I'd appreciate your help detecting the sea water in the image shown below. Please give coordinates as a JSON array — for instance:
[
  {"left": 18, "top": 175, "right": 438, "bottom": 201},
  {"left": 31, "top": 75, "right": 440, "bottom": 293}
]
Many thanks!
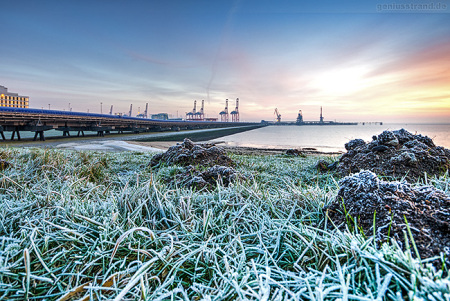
[{"left": 210, "top": 123, "right": 450, "bottom": 152}]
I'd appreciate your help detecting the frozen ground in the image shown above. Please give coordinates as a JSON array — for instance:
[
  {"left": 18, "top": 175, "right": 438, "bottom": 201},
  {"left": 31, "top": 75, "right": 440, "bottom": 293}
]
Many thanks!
[{"left": 55, "top": 140, "right": 163, "bottom": 152}]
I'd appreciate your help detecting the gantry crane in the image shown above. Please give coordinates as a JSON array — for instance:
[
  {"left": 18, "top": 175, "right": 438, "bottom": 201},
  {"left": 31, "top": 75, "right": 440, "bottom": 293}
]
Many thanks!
[
  {"left": 230, "top": 98, "right": 239, "bottom": 122},
  {"left": 186, "top": 100, "right": 197, "bottom": 120},
  {"left": 195, "top": 99, "right": 204, "bottom": 120},
  {"left": 144, "top": 103, "right": 148, "bottom": 118},
  {"left": 219, "top": 99, "right": 229, "bottom": 122}
]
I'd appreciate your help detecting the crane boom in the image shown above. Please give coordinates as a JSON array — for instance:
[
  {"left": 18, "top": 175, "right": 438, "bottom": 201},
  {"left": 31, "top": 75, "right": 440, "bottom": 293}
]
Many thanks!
[
  {"left": 129, "top": 104, "right": 133, "bottom": 117},
  {"left": 109, "top": 105, "right": 113, "bottom": 115}
]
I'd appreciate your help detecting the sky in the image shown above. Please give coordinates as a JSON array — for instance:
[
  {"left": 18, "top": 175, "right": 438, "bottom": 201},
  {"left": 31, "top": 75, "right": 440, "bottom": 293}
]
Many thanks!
[{"left": 1, "top": 0, "right": 450, "bottom": 123}]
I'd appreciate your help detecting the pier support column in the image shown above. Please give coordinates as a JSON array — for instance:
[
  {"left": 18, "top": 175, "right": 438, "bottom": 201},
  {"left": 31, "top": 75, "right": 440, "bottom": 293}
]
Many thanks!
[
  {"left": 97, "top": 131, "right": 104, "bottom": 137},
  {"left": 77, "top": 131, "right": 85, "bottom": 137},
  {"left": 63, "top": 131, "right": 71, "bottom": 137},
  {"left": 0, "top": 131, "right": 5, "bottom": 140},
  {"left": 33, "top": 131, "right": 45, "bottom": 141},
  {"left": 11, "top": 127, "right": 21, "bottom": 141}
]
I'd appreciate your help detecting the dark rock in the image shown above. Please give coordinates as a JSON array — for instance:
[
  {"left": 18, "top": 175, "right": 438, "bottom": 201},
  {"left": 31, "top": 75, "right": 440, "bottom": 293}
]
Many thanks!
[
  {"left": 370, "top": 145, "right": 390, "bottom": 152},
  {"left": 345, "top": 139, "right": 366, "bottom": 151},
  {"left": 150, "top": 138, "right": 234, "bottom": 168},
  {"left": 316, "top": 160, "right": 338, "bottom": 172},
  {"left": 327, "top": 170, "right": 450, "bottom": 263},
  {"left": 0, "top": 159, "right": 11, "bottom": 170},
  {"left": 286, "top": 149, "right": 306, "bottom": 157},
  {"left": 337, "top": 129, "right": 450, "bottom": 182},
  {"left": 316, "top": 160, "right": 329, "bottom": 172},
  {"left": 327, "top": 161, "right": 338, "bottom": 170},
  {"left": 377, "top": 130, "right": 399, "bottom": 146},
  {"left": 176, "top": 165, "right": 244, "bottom": 189}
]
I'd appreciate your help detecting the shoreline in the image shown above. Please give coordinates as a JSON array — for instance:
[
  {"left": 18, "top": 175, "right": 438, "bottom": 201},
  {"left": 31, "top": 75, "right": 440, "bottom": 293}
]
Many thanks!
[{"left": 127, "top": 140, "right": 344, "bottom": 156}]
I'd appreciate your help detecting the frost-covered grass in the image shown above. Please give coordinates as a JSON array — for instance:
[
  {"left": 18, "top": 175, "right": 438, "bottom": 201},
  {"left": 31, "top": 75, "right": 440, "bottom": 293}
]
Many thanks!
[{"left": 0, "top": 147, "right": 448, "bottom": 300}]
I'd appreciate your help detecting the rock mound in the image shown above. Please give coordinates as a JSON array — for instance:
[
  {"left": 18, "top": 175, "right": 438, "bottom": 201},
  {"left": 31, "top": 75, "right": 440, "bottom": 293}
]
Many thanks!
[
  {"left": 286, "top": 149, "right": 306, "bottom": 157},
  {"left": 150, "top": 139, "right": 244, "bottom": 189},
  {"left": 327, "top": 170, "right": 450, "bottom": 261},
  {"left": 337, "top": 129, "right": 450, "bottom": 181},
  {"left": 175, "top": 165, "right": 244, "bottom": 189},
  {"left": 150, "top": 138, "right": 234, "bottom": 168}
]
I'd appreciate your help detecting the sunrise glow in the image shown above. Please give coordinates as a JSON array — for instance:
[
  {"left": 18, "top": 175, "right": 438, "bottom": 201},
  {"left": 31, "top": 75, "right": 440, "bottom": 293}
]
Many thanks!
[{"left": 1, "top": 1, "right": 449, "bottom": 123}]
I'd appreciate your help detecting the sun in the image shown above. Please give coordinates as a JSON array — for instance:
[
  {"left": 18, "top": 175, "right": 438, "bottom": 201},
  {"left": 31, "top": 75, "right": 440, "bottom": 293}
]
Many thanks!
[{"left": 310, "top": 66, "right": 371, "bottom": 96}]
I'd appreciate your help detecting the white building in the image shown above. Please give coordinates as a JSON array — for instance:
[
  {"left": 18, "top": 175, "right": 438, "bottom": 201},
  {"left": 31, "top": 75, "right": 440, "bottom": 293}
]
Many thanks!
[{"left": 0, "top": 85, "right": 29, "bottom": 108}]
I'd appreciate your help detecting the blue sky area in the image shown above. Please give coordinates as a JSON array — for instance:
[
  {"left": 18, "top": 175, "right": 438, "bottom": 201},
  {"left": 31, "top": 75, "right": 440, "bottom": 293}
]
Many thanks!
[{"left": 1, "top": 0, "right": 450, "bottom": 122}]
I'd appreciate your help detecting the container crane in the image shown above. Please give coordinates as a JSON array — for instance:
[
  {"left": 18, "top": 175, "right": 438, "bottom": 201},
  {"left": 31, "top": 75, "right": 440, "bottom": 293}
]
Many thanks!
[
  {"left": 186, "top": 100, "right": 197, "bottom": 120},
  {"left": 219, "top": 99, "right": 229, "bottom": 122},
  {"left": 274, "top": 108, "right": 281, "bottom": 123},
  {"left": 230, "top": 98, "right": 239, "bottom": 122},
  {"left": 144, "top": 103, "right": 148, "bottom": 118},
  {"left": 195, "top": 99, "right": 205, "bottom": 120}
]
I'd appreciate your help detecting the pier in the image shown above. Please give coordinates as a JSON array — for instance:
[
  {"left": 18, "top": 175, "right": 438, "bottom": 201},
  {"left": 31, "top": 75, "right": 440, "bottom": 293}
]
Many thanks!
[{"left": 0, "top": 107, "right": 261, "bottom": 142}]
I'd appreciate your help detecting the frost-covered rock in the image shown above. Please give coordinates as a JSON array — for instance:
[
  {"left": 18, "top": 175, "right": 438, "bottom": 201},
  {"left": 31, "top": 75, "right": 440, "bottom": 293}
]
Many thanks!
[
  {"left": 150, "top": 138, "right": 234, "bottom": 167},
  {"left": 337, "top": 129, "right": 450, "bottom": 181},
  {"left": 327, "top": 170, "right": 450, "bottom": 262}
]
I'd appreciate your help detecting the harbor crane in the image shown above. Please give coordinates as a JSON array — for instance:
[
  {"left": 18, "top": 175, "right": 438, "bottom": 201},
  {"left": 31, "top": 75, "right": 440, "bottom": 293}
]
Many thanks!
[
  {"left": 186, "top": 100, "right": 197, "bottom": 120},
  {"left": 230, "top": 98, "right": 239, "bottom": 122},
  {"left": 197, "top": 99, "right": 205, "bottom": 121},
  {"left": 194, "top": 99, "right": 205, "bottom": 120},
  {"left": 274, "top": 108, "right": 281, "bottom": 123},
  {"left": 128, "top": 104, "right": 133, "bottom": 117},
  {"left": 109, "top": 105, "right": 113, "bottom": 115},
  {"left": 144, "top": 103, "right": 148, "bottom": 118},
  {"left": 220, "top": 99, "right": 229, "bottom": 122}
]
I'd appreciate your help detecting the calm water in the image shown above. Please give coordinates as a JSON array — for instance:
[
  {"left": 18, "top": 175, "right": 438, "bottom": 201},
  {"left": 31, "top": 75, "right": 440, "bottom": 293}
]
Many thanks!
[{"left": 210, "top": 124, "right": 450, "bottom": 152}]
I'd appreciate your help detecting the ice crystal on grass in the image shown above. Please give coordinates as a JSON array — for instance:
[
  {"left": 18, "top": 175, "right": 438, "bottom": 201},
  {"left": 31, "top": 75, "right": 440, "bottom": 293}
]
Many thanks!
[{"left": 0, "top": 148, "right": 448, "bottom": 300}]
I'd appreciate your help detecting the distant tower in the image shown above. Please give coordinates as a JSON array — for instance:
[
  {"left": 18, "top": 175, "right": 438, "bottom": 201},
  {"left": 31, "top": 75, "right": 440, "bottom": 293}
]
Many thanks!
[
  {"left": 230, "top": 98, "right": 239, "bottom": 122},
  {"left": 319, "top": 106, "right": 324, "bottom": 123},
  {"left": 219, "top": 99, "right": 229, "bottom": 122}
]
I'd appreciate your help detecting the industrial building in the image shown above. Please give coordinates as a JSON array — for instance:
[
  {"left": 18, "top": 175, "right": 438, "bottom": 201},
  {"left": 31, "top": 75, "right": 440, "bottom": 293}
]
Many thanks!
[
  {"left": 0, "top": 85, "right": 29, "bottom": 108},
  {"left": 151, "top": 113, "right": 169, "bottom": 120}
]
